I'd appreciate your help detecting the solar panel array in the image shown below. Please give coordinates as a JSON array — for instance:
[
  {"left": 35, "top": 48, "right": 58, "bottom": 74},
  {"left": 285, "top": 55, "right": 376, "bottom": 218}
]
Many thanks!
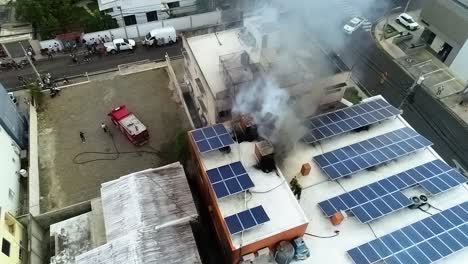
[
  {"left": 224, "top": 206, "right": 270, "bottom": 235},
  {"left": 314, "top": 127, "right": 433, "bottom": 180},
  {"left": 191, "top": 124, "right": 235, "bottom": 153},
  {"left": 318, "top": 160, "right": 467, "bottom": 223},
  {"left": 347, "top": 201, "right": 468, "bottom": 264},
  {"left": 303, "top": 99, "right": 401, "bottom": 143},
  {"left": 206, "top": 161, "right": 255, "bottom": 199}
]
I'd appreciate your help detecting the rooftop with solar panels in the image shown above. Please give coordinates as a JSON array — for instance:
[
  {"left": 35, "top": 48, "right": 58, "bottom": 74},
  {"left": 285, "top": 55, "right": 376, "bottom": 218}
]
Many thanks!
[
  {"left": 189, "top": 94, "right": 467, "bottom": 263},
  {"left": 280, "top": 95, "right": 468, "bottom": 264},
  {"left": 189, "top": 123, "right": 309, "bottom": 249}
]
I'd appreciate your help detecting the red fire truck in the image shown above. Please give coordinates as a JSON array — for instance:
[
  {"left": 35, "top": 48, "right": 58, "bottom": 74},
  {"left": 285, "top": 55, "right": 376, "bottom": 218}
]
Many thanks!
[{"left": 108, "top": 105, "right": 149, "bottom": 145}]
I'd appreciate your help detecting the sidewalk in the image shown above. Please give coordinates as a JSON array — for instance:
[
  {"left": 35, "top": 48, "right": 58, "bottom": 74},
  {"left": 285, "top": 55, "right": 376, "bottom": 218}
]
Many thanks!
[{"left": 372, "top": 10, "right": 468, "bottom": 125}]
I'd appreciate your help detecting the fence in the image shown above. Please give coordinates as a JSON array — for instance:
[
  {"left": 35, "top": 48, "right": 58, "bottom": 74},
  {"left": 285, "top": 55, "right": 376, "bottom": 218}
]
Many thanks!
[{"left": 40, "top": 10, "right": 222, "bottom": 50}]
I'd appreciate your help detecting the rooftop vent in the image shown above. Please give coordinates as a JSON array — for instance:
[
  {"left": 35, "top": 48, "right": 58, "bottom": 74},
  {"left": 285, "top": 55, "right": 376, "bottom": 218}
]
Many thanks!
[{"left": 255, "top": 141, "right": 275, "bottom": 173}]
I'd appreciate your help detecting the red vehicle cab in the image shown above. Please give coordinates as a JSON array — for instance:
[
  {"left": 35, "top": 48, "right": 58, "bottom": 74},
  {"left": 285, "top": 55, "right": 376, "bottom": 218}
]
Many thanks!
[{"left": 108, "top": 105, "right": 149, "bottom": 145}]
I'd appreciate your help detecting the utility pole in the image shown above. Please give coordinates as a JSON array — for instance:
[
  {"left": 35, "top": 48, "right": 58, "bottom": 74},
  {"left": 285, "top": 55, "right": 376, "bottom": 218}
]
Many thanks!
[
  {"left": 399, "top": 75, "right": 425, "bottom": 109},
  {"left": 404, "top": 0, "right": 412, "bottom": 13},
  {"left": 117, "top": 6, "right": 129, "bottom": 39},
  {"left": 19, "top": 42, "right": 42, "bottom": 84},
  {"left": 381, "top": 6, "right": 402, "bottom": 41}
]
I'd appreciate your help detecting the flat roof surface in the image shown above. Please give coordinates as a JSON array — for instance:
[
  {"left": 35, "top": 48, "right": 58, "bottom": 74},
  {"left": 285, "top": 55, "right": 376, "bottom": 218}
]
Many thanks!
[
  {"left": 280, "top": 96, "right": 468, "bottom": 263},
  {"left": 187, "top": 29, "right": 248, "bottom": 96},
  {"left": 197, "top": 139, "right": 308, "bottom": 249},
  {"left": 38, "top": 68, "right": 191, "bottom": 212}
]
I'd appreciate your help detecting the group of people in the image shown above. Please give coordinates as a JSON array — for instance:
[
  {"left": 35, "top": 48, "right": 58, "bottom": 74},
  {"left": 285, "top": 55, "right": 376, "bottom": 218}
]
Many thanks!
[{"left": 79, "top": 123, "right": 109, "bottom": 143}]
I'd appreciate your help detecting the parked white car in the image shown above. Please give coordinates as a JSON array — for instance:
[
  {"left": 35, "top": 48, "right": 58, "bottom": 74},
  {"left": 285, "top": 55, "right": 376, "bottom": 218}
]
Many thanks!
[
  {"left": 396, "top": 13, "right": 419, "bottom": 30},
  {"left": 8, "top": 92, "right": 17, "bottom": 105},
  {"left": 104, "top": 38, "right": 136, "bottom": 54},
  {"left": 344, "top": 16, "right": 365, "bottom": 34}
]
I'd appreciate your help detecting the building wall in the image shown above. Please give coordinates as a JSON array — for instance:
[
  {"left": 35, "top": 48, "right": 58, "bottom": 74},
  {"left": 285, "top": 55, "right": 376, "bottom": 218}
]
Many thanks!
[
  {"left": 99, "top": 0, "right": 197, "bottom": 26},
  {"left": 188, "top": 136, "right": 308, "bottom": 264},
  {"left": 450, "top": 39, "right": 468, "bottom": 81},
  {"left": 420, "top": 0, "right": 468, "bottom": 47},
  {"left": 0, "top": 208, "right": 26, "bottom": 264},
  {"left": 420, "top": 0, "right": 468, "bottom": 65},
  {"left": 182, "top": 35, "right": 217, "bottom": 125},
  {"left": 0, "top": 125, "right": 21, "bottom": 216},
  {"left": 0, "top": 84, "right": 27, "bottom": 149}
]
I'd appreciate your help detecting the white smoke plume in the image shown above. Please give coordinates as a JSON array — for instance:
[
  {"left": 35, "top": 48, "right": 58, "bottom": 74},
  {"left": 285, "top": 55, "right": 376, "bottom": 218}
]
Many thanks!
[{"left": 233, "top": 0, "right": 389, "bottom": 155}]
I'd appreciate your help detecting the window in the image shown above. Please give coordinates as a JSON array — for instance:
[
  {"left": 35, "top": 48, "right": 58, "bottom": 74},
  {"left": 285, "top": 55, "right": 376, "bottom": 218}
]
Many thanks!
[
  {"left": 325, "top": 83, "right": 347, "bottom": 95},
  {"left": 167, "top": 1, "right": 180, "bottom": 8},
  {"left": 1, "top": 239, "right": 10, "bottom": 257},
  {"left": 8, "top": 189, "right": 15, "bottom": 200},
  {"left": 103, "top": 8, "right": 114, "bottom": 13},
  {"left": 195, "top": 78, "right": 206, "bottom": 95},
  {"left": 124, "top": 15, "right": 137, "bottom": 26},
  {"left": 146, "top": 11, "right": 158, "bottom": 22},
  {"left": 219, "top": 110, "right": 231, "bottom": 118}
]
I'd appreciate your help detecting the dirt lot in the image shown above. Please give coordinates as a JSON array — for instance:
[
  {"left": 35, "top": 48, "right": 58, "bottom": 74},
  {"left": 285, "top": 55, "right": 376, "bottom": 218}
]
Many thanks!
[{"left": 38, "top": 68, "right": 191, "bottom": 212}]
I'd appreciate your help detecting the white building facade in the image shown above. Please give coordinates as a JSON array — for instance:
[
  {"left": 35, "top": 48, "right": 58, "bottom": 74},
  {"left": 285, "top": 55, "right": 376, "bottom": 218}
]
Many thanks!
[
  {"left": 98, "top": 0, "right": 197, "bottom": 26},
  {"left": 0, "top": 124, "right": 21, "bottom": 215},
  {"left": 420, "top": 0, "right": 468, "bottom": 80}
]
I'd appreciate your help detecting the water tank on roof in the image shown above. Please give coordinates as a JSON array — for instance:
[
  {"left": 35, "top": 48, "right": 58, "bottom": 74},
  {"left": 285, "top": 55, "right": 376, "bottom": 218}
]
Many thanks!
[{"left": 274, "top": 241, "right": 295, "bottom": 264}]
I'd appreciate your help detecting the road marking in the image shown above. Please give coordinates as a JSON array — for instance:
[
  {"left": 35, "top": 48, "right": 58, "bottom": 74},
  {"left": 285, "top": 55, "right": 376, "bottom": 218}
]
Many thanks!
[
  {"left": 433, "top": 78, "right": 455, "bottom": 87},
  {"left": 414, "top": 59, "right": 433, "bottom": 67}
]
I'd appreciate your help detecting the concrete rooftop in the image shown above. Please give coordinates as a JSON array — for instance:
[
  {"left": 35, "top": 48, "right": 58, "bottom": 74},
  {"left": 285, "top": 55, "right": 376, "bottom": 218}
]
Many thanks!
[
  {"left": 280, "top": 96, "right": 468, "bottom": 263},
  {"left": 37, "top": 68, "right": 191, "bottom": 212}
]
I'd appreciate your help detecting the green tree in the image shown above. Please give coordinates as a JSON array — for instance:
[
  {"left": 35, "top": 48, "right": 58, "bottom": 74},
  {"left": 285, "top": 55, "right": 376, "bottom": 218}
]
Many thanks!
[{"left": 15, "top": 0, "right": 118, "bottom": 39}]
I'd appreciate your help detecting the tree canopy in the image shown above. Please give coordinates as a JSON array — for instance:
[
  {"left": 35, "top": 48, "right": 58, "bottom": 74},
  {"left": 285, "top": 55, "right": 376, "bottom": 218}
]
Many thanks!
[{"left": 15, "top": 0, "right": 118, "bottom": 39}]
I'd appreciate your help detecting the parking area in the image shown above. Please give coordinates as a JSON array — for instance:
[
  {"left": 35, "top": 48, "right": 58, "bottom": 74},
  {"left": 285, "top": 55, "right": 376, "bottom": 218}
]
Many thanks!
[
  {"left": 380, "top": 11, "right": 466, "bottom": 99},
  {"left": 37, "top": 68, "right": 191, "bottom": 212}
]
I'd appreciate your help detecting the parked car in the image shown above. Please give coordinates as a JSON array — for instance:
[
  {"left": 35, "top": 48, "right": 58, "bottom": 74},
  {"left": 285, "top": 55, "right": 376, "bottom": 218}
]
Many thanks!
[
  {"left": 8, "top": 92, "right": 18, "bottom": 105},
  {"left": 104, "top": 38, "right": 136, "bottom": 54},
  {"left": 143, "top": 27, "right": 177, "bottom": 46},
  {"left": 396, "top": 13, "right": 419, "bottom": 30},
  {"left": 343, "top": 16, "right": 365, "bottom": 34}
]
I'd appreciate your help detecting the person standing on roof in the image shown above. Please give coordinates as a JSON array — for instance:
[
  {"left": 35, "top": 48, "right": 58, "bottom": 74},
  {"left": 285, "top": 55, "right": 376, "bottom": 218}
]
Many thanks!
[
  {"left": 101, "top": 122, "right": 108, "bottom": 133},
  {"left": 290, "top": 177, "right": 302, "bottom": 200},
  {"left": 79, "top": 131, "right": 86, "bottom": 143}
]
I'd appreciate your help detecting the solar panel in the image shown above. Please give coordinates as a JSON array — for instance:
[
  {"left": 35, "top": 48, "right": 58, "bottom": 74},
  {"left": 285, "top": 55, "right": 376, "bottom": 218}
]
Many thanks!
[
  {"left": 313, "top": 127, "right": 432, "bottom": 180},
  {"left": 191, "top": 124, "right": 235, "bottom": 153},
  {"left": 224, "top": 206, "right": 270, "bottom": 235},
  {"left": 303, "top": 99, "right": 401, "bottom": 143},
  {"left": 318, "top": 160, "right": 467, "bottom": 222},
  {"left": 206, "top": 161, "right": 255, "bottom": 199},
  {"left": 347, "top": 201, "right": 468, "bottom": 264}
]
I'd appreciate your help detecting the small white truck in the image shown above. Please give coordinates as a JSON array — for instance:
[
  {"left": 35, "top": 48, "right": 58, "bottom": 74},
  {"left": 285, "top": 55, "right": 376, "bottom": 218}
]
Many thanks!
[
  {"left": 143, "top": 27, "right": 177, "bottom": 46},
  {"left": 104, "top": 38, "right": 136, "bottom": 54}
]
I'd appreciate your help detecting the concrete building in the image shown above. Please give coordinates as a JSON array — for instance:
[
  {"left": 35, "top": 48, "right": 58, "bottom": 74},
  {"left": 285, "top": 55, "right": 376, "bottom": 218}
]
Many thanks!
[
  {"left": 0, "top": 122, "right": 21, "bottom": 216},
  {"left": 188, "top": 124, "right": 309, "bottom": 264},
  {"left": 48, "top": 162, "right": 201, "bottom": 264},
  {"left": 188, "top": 94, "right": 468, "bottom": 263},
  {"left": 182, "top": 17, "right": 351, "bottom": 126},
  {"left": 0, "top": 206, "right": 26, "bottom": 264},
  {"left": 0, "top": 84, "right": 26, "bottom": 216},
  {"left": 97, "top": 0, "right": 197, "bottom": 26},
  {"left": 420, "top": 0, "right": 468, "bottom": 80}
]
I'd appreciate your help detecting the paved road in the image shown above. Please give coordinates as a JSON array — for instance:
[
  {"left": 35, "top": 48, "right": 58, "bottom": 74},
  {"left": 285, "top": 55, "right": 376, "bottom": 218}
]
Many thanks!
[
  {"left": 0, "top": 43, "right": 182, "bottom": 91},
  {"left": 328, "top": 0, "right": 468, "bottom": 168}
]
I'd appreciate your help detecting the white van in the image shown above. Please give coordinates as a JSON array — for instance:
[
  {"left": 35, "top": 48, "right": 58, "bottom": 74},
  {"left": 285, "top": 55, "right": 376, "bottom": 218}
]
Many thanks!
[{"left": 143, "top": 27, "right": 177, "bottom": 46}]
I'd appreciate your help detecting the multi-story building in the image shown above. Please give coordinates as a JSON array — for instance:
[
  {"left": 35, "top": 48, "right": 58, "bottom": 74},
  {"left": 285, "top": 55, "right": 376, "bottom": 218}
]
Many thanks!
[
  {"left": 0, "top": 84, "right": 26, "bottom": 215},
  {"left": 97, "top": 0, "right": 197, "bottom": 26},
  {"left": 0, "top": 206, "right": 26, "bottom": 264},
  {"left": 182, "top": 16, "right": 351, "bottom": 126},
  {"left": 420, "top": 0, "right": 468, "bottom": 80},
  {"left": 188, "top": 94, "right": 468, "bottom": 263}
]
